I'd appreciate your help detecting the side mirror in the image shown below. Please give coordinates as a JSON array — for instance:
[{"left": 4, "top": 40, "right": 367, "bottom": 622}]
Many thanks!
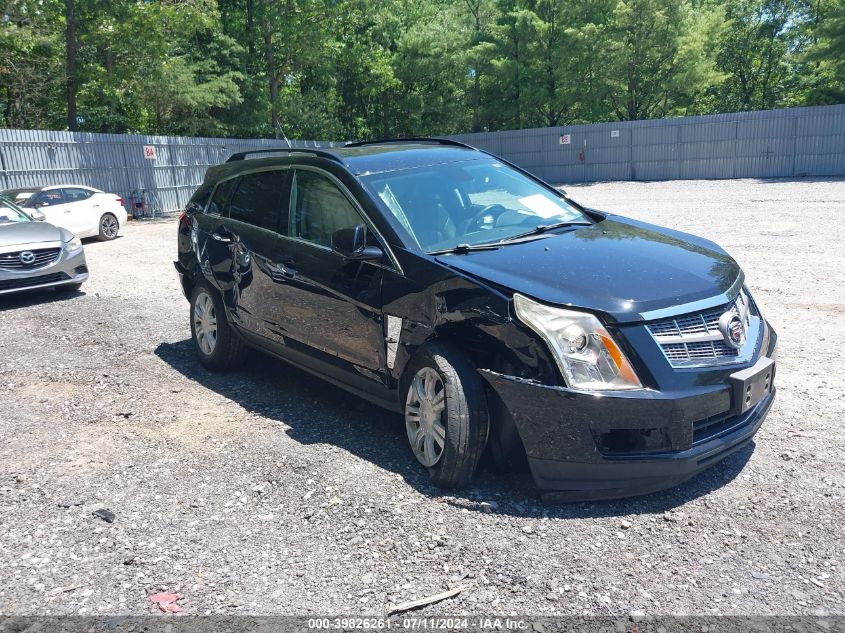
[
  {"left": 36, "top": 202, "right": 49, "bottom": 208},
  {"left": 30, "top": 209, "right": 46, "bottom": 221},
  {"left": 331, "top": 225, "right": 383, "bottom": 261}
]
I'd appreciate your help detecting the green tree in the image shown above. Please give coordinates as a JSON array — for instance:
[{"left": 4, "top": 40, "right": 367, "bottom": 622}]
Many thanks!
[
  {"left": 392, "top": 1, "right": 471, "bottom": 135},
  {"left": 802, "top": 0, "right": 845, "bottom": 103},
  {"left": 0, "top": 0, "right": 65, "bottom": 129},
  {"left": 712, "top": 0, "right": 802, "bottom": 110},
  {"left": 1, "top": 0, "right": 843, "bottom": 137},
  {"left": 598, "top": 0, "right": 725, "bottom": 120}
]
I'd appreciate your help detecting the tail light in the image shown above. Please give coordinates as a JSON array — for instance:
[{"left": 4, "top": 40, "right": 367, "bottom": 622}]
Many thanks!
[
  {"left": 116, "top": 197, "right": 124, "bottom": 206},
  {"left": 178, "top": 210, "right": 189, "bottom": 227}
]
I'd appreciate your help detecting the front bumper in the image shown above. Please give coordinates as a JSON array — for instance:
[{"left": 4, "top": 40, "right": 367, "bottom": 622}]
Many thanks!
[
  {"left": 0, "top": 246, "right": 88, "bottom": 295},
  {"left": 479, "top": 325, "right": 778, "bottom": 501}
]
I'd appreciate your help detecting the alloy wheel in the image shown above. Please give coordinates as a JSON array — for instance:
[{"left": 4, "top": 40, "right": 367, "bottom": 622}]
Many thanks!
[
  {"left": 101, "top": 215, "right": 118, "bottom": 239},
  {"left": 405, "top": 366, "right": 447, "bottom": 467},
  {"left": 193, "top": 291, "right": 218, "bottom": 355}
]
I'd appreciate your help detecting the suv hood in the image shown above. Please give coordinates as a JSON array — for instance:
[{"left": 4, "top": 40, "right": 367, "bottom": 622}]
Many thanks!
[
  {"left": 0, "top": 221, "right": 70, "bottom": 248},
  {"left": 435, "top": 216, "right": 741, "bottom": 323}
]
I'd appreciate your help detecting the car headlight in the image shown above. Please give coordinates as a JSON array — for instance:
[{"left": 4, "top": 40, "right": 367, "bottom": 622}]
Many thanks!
[
  {"left": 64, "top": 236, "right": 82, "bottom": 253},
  {"left": 740, "top": 286, "right": 760, "bottom": 318},
  {"left": 513, "top": 293, "right": 642, "bottom": 390}
]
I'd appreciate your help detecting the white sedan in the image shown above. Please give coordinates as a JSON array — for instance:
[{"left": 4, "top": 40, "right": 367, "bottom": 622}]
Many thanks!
[{"left": 20, "top": 185, "right": 128, "bottom": 240}]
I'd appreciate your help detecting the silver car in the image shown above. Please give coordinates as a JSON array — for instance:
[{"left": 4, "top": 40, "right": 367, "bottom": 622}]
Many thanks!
[{"left": 0, "top": 195, "right": 89, "bottom": 295}]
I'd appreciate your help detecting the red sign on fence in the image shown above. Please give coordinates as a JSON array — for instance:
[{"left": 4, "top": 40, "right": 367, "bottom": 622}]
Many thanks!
[
  {"left": 559, "top": 134, "right": 571, "bottom": 145},
  {"left": 143, "top": 145, "right": 157, "bottom": 160}
]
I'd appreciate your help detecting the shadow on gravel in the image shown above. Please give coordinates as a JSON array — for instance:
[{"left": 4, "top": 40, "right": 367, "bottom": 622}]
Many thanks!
[
  {"left": 155, "top": 338, "right": 753, "bottom": 520},
  {"left": 80, "top": 234, "right": 127, "bottom": 247},
  {"left": 0, "top": 287, "right": 85, "bottom": 310}
]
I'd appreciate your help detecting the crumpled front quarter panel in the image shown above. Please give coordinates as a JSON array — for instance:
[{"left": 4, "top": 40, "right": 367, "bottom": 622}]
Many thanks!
[{"left": 380, "top": 250, "right": 558, "bottom": 386}]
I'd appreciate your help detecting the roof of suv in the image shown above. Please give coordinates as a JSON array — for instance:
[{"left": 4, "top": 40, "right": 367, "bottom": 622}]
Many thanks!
[{"left": 225, "top": 140, "right": 486, "bottom": 177}]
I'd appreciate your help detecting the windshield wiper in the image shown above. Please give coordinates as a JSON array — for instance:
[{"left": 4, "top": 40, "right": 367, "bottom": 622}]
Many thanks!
[
  {"left": 499, "top": 220, "right": 591, "bottom": 243},
  {"left": 429, "top": 229, "right": 570, "bottom": 255},
  {"left": 429, "top": 243, "right": 502, "bottom": 255}
]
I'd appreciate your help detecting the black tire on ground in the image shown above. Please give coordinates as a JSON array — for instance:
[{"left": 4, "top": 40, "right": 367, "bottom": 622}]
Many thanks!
[
  {"left": 189, "top": 282, "right": 249, "bottom": 371},
  {"left": 98, "top": 213, "right": 119, "bottom": 240},
  {"left": 401, "top": 341, "right": 489, "bottom": 488},
  {"left": 56, "top": 282, "right": 83, "bottom": 293}
]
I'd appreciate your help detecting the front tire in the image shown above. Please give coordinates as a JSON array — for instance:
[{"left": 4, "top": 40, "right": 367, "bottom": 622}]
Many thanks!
[
  {"left": 190, "top": 282, "right": 248, "bottom": 370},
  {"left": 402, "top": 342, "right": 489, "bottom": 488}
]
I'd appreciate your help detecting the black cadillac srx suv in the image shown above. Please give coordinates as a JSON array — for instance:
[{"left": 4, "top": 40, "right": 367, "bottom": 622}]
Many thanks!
[{"left": 175, "top": 139, "right": 777, "bottom": 500}]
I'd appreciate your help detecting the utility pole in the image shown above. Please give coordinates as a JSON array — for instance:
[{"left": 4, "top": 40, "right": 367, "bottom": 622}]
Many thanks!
[{"left": 65, "top": 0, "right": 78, "bottom": 131}]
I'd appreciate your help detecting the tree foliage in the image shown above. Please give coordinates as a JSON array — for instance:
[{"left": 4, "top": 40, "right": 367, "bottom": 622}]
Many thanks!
[{"left": 0, "top": 0, "right": 842, "bottom": 137}]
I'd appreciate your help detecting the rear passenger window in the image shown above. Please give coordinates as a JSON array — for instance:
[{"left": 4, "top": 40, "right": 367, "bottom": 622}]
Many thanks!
[
  {"left": 186, "top": 186, "right": 212, "bottom": 214},
  {"left": 229, "top": 170, "right": 287, "bottom": 231},
  {"left": 63, "top": 188, "right": 94, "bottom": 202},
  {"left": 207, "top": 179, "right": 236, "bottom": 216}
]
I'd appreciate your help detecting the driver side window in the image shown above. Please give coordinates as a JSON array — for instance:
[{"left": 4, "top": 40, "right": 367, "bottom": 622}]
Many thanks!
[{"left": 289, "top": 170, "right": 365, "bottom": 248}]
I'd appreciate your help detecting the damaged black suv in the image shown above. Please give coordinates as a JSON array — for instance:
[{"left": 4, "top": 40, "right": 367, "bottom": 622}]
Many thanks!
[{"left": 176, "top": 139, "right": 776, "bottom": 500}]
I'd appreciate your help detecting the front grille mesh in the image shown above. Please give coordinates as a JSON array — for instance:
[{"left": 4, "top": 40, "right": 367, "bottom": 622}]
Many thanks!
[
  {"left": 662, "top": 339, "right": 739, "bottom": 362},
  {"left": 0, "top": 247, "right": 61, "bottom": 270},
  {"left": 647, "top": 301, "right": 744, "bottom": 366},
  {"left": 647, "top": 307, "right": 723, "bottom": 337}
]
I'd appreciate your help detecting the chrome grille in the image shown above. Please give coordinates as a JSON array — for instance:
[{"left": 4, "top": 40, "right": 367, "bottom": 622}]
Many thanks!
[
  {"left": 0, "top": 247, "right": 61, "bottom": 270},
  {"left": 647, "top": 307, "right": 723, "bottom": 337},
  {"left": 661, "top": 339, "right": 739, "bottom": 362},
  {"left": 647, "top": 295, "right": 752, "bottom": 367}
]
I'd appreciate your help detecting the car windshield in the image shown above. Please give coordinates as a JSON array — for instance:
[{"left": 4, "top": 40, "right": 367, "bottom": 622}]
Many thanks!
[
  {"left": 2, "top": 189, "right": 35, "bottom": 205},
  {"left": 0, "top": 195, "right": 31, "bottom": 224},
  {"left": 360, "top": 158, "right": 588, "bottom": 252}
]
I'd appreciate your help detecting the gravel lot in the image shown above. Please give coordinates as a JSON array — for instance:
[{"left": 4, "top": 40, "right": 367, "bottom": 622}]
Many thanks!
[{"left": 1, "top": 178, "right": 843, "bottom": 617}]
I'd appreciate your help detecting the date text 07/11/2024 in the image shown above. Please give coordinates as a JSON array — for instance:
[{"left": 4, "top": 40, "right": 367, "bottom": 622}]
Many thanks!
[{"left": 306, "top": 618, "right": 529, "bottom": 630}]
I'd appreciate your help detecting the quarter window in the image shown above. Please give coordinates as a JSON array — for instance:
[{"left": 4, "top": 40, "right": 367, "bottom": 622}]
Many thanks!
[
  {"left": 229, "top": 170, "right": 287, "bottom": 231},
  {"left": 207, "top": 178, "right": 236, "bottom": 216},
  {"left": 290, "top": 170, "right": 364, "bottom": 247}
]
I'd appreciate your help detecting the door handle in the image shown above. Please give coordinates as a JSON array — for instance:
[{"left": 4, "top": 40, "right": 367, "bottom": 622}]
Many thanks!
[
  {"left": 269, "top": 259, "right": 296, "bottom": 280},
  {"left": 281, "top": 259, "right": 296, "bottom": 278},
  {"left": 211, "top": 230, "right": 232, "bottom": 243}
]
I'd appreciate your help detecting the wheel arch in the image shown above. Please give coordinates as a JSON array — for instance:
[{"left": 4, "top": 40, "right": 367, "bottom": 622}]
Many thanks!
[{"left": 396, "top": 322, "right": 532, "bottom": 472}]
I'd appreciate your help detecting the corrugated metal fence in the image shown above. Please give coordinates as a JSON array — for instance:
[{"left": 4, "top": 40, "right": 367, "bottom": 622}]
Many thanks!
[
  {"left": 0, "top": 130, "right": 336, "bottom": 213},
  {"left": 448, "top": 104, "right": 845, "bottom": 183},
  {"left": 1, "top": 104, "right": 843, "bottom": 212}
]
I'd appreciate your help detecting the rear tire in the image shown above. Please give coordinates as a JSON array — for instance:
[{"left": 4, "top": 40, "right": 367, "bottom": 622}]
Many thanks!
[
  {"left": 402, "top": 342, "right": 489, "bottom": 488},
  {"left": 98, "top": 213, "right": 119, "bottom": 240},
  {"left": 190, "top": 282, "right": 248, "bottom": 370}
]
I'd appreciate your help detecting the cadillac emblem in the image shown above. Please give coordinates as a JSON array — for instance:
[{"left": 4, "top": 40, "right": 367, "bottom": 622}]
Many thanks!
[{"left": 719, "top": 310, "right": 747, "bottom": 350}]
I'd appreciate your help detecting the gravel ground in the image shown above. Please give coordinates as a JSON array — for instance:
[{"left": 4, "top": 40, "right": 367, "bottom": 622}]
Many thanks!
[{"left": 1, "top": 178, "right": 843, "bottom": 617}]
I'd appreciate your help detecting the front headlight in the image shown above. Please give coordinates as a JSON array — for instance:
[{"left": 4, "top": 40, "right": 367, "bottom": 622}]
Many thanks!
[
  {"left": 740, "top": 286, "right": 761, "bottom": 318},
  {"left": 513, "top": 293, "right": 642, "bottom": 391},
  {"left": 64, "top": 236, "right": 82, "bottom": 253}
]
